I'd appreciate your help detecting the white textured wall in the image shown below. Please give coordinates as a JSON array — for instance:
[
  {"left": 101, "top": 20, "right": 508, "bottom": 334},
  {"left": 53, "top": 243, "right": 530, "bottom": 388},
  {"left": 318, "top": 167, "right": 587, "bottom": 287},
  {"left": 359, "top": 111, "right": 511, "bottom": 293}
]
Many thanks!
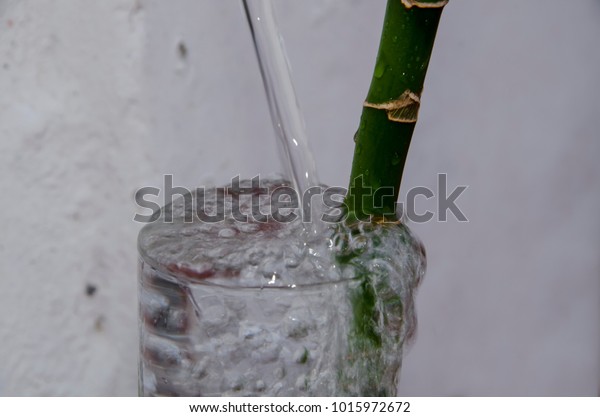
[
  {"left": 0, "top": 0, "right": 146, "bottom": 395},
  {"left": 1, "top": 0, "right": 598, "bottom": 396}
]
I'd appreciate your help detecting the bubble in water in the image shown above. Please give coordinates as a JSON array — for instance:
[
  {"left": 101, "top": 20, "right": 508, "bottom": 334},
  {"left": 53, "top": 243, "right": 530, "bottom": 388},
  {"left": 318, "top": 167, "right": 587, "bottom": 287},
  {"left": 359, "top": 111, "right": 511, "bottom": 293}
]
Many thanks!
[{"left": 218, "top": 228, "right": 237, "bottom": 238}]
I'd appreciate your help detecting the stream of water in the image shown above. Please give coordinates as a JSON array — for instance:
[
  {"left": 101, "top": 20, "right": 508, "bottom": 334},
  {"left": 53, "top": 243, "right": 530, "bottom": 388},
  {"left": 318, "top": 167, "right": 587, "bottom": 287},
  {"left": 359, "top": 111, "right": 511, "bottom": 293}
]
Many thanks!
[{"left": 241, "top": 0, "right": 320, "bottom": 200}]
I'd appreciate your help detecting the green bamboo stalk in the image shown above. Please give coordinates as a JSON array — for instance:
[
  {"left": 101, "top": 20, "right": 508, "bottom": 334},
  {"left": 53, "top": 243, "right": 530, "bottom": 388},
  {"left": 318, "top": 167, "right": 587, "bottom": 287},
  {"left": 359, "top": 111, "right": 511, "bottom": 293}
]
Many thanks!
[
  {"left": 345, "top": 0, "right": 447, "bottom": 221},
  {"left": 337, "top": 0, "right": 447, "bottom": 395}
]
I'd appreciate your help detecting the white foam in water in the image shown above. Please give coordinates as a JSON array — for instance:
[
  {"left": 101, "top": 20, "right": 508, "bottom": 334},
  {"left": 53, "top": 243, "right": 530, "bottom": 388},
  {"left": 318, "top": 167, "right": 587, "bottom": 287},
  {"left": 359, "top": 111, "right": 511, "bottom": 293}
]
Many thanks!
[{"left": 138, "top": 178, "right": 426, "bottom": 396}]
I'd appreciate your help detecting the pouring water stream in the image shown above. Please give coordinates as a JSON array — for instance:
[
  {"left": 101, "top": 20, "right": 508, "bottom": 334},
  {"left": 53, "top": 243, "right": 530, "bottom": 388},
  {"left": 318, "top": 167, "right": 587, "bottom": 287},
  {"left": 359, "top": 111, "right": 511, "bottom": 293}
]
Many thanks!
[{"left": 241, "top": 0, "right": 324, "bottom": 232}]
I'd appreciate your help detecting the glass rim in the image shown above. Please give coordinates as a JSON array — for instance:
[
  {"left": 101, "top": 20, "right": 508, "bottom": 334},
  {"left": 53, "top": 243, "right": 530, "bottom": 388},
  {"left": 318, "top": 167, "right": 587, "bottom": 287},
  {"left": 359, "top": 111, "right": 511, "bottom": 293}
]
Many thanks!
[
  {"left": 140, "top": 257, "right": 359, "bottom": 291},
  {"left": 138, "top": 239, "right": 359, "bottom": 291}
]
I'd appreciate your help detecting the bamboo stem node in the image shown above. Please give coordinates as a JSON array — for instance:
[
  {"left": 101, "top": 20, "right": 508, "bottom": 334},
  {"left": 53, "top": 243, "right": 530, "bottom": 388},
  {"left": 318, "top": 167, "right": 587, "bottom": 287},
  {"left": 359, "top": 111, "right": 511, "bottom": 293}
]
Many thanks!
[
  {"left": 364, "top": 90, "right": 421, "bottom": 124},
  {"left": 400, "top": 0, "right": 448, "bottom": 9}
]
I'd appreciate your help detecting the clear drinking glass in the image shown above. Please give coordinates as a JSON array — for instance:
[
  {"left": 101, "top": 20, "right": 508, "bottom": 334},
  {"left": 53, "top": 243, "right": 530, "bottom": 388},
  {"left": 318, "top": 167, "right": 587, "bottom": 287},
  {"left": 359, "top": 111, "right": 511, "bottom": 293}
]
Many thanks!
[{"left": 138, "top": 182, "right": 426, "bottom": 396}]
